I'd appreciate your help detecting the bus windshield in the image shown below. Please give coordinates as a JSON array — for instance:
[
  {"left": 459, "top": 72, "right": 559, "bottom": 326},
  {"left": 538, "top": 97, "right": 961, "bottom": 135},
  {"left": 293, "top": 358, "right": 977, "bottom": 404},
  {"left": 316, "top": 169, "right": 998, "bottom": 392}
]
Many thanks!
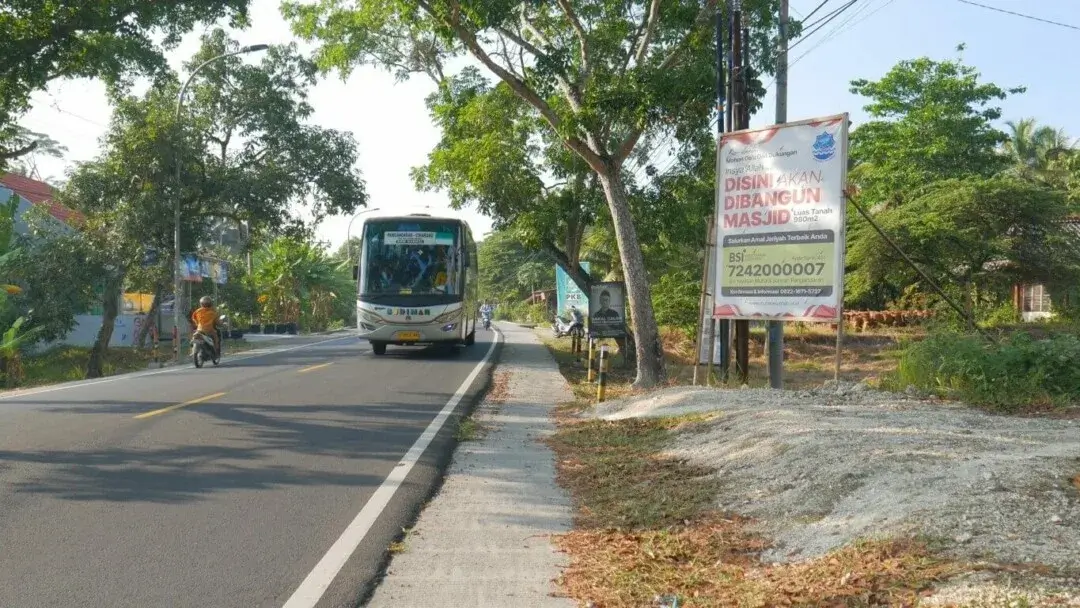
[{"left": 360, "top": 220, "right": 462, "bottom": 297}]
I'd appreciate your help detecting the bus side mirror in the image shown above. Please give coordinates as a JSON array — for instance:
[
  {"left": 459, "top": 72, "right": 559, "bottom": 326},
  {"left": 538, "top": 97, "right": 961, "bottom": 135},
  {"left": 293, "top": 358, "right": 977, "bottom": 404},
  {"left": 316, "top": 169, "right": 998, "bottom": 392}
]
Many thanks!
[{"left": 352, "top": 265, "right": 359, "bottom": 280}]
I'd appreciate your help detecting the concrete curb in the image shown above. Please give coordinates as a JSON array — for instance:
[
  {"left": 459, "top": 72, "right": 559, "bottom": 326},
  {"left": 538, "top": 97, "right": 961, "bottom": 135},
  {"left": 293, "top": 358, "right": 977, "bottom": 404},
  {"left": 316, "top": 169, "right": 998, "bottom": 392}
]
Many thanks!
[{"left": 364, "top": 323, "right": 575, "bottom": 607}]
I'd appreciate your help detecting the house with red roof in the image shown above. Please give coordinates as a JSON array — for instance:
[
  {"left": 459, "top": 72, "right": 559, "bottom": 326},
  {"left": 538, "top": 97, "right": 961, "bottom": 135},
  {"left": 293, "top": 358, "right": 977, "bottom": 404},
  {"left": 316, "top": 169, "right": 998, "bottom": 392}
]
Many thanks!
[
  {"left": 0, "top": 173, "right": 149, "bottom": 348},
  {"left": 0, "top": 172, "right": 86, "bottom": 232}
]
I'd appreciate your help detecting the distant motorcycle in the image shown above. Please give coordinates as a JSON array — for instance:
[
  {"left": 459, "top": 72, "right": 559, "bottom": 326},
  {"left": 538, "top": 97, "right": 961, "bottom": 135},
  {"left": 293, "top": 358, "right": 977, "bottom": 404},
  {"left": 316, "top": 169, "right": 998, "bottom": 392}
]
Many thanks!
[
  {"left": 482, "top": 313, "right": 492, "bottom": 330},
  {"left": 551, "top": 311, "right": 584, "bottom": 339}
]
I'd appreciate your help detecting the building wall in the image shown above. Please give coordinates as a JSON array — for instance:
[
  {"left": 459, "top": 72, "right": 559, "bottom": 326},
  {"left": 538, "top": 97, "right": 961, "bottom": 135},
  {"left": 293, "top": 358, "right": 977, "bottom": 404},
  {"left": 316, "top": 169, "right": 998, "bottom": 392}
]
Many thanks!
[
  {"left": 4, "top": 185, "right": 110, "bottom": 349},
  {"left": 1014, "top": 283, "right": 1054, "bottom": 322},
  {"left": 0, "top": 186, "right": 74, "bottom": 237},
  {"left": 26, "top": 314, "right": 147, "bottom": 352}
]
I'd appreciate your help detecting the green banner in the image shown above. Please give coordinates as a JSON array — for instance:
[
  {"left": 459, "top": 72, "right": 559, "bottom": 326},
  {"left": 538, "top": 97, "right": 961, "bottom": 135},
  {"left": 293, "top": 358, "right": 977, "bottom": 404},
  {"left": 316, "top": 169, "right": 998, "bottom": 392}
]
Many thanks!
[{"left": 720, "top": 230, "right": 835, "bottom": 298}]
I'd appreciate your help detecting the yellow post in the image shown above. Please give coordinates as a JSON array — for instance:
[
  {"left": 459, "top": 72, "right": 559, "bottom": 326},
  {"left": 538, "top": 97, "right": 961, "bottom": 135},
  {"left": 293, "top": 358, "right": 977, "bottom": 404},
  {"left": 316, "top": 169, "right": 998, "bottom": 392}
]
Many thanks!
[
  {"left": 596, "top": 345, "right": 608, "bottom": 403},
  {"left": 586, "top": 338, "right": 595, "bottom": 383}
]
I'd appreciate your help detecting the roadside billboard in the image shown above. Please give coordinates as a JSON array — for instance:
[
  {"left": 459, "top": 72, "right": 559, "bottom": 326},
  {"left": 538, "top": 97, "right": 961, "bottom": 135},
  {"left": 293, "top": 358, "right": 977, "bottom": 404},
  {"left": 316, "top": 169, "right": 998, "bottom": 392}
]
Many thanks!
[
  {"left": 555, "top": 261, "right": 590, "bottom": 315},
  {"left": 712, "top": 114, "right": 849, "bottom": 321},
  {"left": 588, "top": 281, "right": 626, "bottom": 338}
]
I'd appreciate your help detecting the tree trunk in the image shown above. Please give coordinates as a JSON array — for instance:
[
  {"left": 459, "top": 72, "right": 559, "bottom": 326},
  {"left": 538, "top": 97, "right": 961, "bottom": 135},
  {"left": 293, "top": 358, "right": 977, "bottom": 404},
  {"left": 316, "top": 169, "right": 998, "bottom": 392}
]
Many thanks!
[
  {"left": 596, "top": 164, "right": 664, "bottom": 388},
  {"left": 135, "top": 283, "right": 164, "bottom": 349},
  {"left": 542, "top": 241, "right": 592, "bottom": 294},
  {"left": 87, "top": 276, "right": 123, "bottom": 379}
]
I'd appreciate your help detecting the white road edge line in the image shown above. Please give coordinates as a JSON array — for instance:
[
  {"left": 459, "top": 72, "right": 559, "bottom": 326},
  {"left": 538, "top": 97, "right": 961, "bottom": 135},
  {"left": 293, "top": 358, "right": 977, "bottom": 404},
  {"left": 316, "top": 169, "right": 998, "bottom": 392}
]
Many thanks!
[
  {"left": 0, "top": 334, "right": 356, "bottom": 401},
  {"left": 281, "top": 329, "right": 502, "bottom": 608}
]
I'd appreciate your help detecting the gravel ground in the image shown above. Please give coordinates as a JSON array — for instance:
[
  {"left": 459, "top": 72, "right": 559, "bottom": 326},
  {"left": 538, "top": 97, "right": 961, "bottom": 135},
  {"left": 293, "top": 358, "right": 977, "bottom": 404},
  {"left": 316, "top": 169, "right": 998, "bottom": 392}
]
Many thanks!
[{"left": 590, "top": 384, "right": 1080, "bottom": 605}]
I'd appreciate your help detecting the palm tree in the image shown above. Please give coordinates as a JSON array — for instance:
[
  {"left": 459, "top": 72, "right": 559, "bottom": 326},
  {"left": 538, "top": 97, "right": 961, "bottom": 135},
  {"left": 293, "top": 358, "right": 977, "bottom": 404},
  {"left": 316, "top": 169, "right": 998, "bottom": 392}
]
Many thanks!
[{"left": 1003, "top": 118, "right": 1076, "bottom": 175}]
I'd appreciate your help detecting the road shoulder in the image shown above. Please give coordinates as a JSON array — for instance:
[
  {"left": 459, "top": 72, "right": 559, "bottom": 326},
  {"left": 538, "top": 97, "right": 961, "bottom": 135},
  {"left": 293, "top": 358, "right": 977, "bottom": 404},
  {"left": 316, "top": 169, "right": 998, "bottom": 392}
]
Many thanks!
[{"left": 364, "top": 323, "right": 576, "bottom": 607}]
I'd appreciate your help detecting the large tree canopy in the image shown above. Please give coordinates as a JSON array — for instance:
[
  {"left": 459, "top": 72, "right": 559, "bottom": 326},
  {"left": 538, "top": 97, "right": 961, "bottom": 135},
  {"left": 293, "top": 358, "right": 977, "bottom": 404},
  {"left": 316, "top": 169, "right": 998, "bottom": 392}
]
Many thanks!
[
  {"left": 184, "top": 29, "right": 368, "bottom": 233},
  {"left": 285, "top": 0, "right": 790, "bottom": 387},
  {"left": 52, "top": 31, "right": 367, "bottom": 375},
  {"left": 847, "top": 175, "right": 1080, "bottom": 315},
  {"left": 413, "top": 66, "right": 603, "bottom": 290},
  {"left": 0, "top": 0, "right": 251, "bottom": 163},
  {"left": 847, "top": 55, "right": 1022, "bottom": 207}
]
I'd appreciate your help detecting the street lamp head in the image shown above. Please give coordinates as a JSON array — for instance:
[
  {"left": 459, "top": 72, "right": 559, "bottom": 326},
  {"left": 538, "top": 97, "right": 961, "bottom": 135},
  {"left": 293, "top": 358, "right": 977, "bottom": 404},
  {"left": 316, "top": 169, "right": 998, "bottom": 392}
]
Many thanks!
[{"left": 241, "top": 44, "right": 270, "bottom": 53}]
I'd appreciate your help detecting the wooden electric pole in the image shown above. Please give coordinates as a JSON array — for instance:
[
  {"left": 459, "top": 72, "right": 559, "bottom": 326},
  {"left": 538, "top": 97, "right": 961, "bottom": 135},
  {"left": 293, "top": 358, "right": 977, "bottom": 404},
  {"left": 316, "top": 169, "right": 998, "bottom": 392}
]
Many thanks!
[{"left": 767, "top": 0, "right": 789, "bottom": 389}]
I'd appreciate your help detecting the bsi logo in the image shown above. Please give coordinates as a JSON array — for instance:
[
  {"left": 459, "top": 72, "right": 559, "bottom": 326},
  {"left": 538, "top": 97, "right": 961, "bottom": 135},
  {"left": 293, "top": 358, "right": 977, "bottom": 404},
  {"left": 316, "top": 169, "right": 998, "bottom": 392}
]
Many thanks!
[{"left": 811, "top": 131, "right": 836, "bottom": 162}]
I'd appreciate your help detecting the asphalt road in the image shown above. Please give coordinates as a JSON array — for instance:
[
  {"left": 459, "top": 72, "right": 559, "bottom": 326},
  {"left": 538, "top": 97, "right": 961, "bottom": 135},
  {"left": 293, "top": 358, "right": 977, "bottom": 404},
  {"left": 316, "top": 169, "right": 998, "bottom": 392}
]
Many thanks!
[{"left": 0, "top": 331, "right": 499, "bottom": 608}]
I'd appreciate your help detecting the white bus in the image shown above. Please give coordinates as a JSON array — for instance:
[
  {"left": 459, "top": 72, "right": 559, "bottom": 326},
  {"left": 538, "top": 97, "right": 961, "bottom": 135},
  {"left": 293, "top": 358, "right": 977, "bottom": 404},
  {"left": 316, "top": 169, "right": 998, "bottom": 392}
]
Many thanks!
[{"left": 355, "top": 214, "right": 479, "bottom": 355}]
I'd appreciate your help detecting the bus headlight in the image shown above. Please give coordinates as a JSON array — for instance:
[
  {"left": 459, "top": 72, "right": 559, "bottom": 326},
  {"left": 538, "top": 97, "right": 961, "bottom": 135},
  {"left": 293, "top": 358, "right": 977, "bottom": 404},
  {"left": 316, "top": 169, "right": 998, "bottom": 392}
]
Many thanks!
[
  {"left": 433, "top": 309, "right": 461, "bottom": 324},
  {"left": 360, "top": 310, "right": 386, "bottom": 325}
]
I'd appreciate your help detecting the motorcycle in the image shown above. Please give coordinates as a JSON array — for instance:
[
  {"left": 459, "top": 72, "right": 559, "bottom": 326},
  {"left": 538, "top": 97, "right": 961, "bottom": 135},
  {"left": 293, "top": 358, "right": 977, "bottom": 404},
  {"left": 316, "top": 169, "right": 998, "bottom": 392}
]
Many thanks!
[
  {"left": 481, "top": 312, "right": 492, "bottom": 330},
  {"left": 191, "top": 315, "right": 227, "bottom": 368},
  {"left": 551, "top": 312, "right": 584, "bottom": 339}
]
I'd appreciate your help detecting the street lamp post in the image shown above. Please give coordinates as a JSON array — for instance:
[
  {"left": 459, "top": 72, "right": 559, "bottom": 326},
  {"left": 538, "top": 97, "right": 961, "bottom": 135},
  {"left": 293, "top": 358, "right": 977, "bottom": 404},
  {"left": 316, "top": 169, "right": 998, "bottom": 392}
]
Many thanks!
[
  {"left": 344, "top": 208, "right": 381, "bottom": 264},
  {"left": 173, "top": 43, "right": 268, "bottom": 361}
]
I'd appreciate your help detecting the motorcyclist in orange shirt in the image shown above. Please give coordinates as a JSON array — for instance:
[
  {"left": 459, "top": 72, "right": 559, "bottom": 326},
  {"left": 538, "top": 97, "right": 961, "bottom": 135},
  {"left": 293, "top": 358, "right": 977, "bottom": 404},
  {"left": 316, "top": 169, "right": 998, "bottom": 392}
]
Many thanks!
[{"left": 190, "top": 296, "right": 221, "bottom": 357}]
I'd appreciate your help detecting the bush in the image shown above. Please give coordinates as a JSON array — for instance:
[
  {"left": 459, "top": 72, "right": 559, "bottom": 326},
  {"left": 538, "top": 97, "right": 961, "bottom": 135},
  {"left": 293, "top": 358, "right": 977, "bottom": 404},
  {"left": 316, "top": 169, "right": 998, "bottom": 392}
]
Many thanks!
[
  {"left": 496, "top": 301, "right": 549, "bottom": 324},
  {"left": 980, "top": 301, "right": 1020, "bottom": 327},
  {"left": 892, "top": 331, "right": 1080, "bottom": 410},
  {"left": 652, "top": 270, "right": 700, "bottom": 334}
]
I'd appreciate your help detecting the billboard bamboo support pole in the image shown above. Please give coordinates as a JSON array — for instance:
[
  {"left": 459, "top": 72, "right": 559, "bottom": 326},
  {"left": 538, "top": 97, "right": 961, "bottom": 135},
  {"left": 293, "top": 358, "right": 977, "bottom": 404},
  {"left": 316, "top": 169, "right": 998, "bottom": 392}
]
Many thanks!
[
  {"left": 692, "top": 215, "right": 714, "bottom": 386},
  {"left": 704, "top": 218, "right": 718, "bottom": 387}
]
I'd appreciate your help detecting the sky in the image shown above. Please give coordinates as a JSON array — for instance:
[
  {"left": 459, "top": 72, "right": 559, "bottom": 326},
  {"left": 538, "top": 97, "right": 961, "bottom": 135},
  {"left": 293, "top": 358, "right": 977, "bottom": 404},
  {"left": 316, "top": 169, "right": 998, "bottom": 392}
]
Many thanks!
[{"left": 17, "top": 0, "right": 1080, "bottom": 250}]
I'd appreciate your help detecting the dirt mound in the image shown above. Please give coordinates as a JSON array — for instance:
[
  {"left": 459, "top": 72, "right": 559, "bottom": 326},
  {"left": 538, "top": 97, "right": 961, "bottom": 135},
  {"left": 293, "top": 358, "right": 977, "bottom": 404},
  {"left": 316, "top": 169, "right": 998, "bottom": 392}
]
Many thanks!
[{"left": 589, "top": 385, "right": 1080, "bottom": 578}]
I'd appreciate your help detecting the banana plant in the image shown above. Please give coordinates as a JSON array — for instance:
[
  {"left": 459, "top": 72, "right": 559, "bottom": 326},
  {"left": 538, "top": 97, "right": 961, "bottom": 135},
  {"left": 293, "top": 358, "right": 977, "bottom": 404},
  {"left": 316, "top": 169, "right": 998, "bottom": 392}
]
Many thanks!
[{"left": 0, "top": 192, "right": 39, "bottom": 386}]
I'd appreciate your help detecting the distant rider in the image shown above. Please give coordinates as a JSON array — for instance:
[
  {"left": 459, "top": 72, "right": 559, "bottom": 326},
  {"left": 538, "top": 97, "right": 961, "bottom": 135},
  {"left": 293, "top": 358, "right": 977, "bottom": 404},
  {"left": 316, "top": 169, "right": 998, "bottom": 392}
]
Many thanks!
[
  {"left": 480, "top": 302, "right": 494, "bottom": 320},
  {"left": 190, "top": 296, "right": 222, "bottom": 357}
]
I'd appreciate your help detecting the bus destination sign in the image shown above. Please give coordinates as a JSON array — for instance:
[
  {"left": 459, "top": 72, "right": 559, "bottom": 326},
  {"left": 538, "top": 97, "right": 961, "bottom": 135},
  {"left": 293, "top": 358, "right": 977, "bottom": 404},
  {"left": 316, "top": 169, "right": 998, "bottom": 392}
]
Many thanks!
[{"left": 383, "top": 231, "right": 455, "bottom": 246}]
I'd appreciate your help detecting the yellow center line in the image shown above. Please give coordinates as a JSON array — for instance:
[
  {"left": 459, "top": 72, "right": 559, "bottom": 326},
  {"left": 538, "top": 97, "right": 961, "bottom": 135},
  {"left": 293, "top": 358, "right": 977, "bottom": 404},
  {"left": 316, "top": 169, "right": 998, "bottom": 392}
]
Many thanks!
[
  {"left": 134, "top": 392, "right": 227, "bottom": 420},
  {"left": 297, "top": 362, "right": 334, "bottom": 374}
]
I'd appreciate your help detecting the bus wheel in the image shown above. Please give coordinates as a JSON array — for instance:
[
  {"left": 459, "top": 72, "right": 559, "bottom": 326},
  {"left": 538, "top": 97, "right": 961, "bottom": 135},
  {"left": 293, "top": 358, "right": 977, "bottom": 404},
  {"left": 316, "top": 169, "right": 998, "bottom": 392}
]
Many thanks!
[
  {"left": 371, "top": 341, "right": 387, "bottom": 355},
  {"left": 465, "top": 330, "right": 475, "bottom": 346}
]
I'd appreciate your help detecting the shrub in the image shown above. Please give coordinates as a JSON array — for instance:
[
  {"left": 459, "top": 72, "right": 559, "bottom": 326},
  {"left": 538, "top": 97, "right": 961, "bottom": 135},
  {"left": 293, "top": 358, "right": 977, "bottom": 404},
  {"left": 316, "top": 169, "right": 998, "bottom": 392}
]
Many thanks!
[
  {"left": 893, "top": 331, "right": 1080, "bottom": 410},
  {"left": 496, "top": 301, "right": 549, "bottom": 324},
  {"left": 980, "top": 301, "right": 1020, "bottom": 327},
  {"left": 652, "top": 270, "right": 699, "bottom": 335}
]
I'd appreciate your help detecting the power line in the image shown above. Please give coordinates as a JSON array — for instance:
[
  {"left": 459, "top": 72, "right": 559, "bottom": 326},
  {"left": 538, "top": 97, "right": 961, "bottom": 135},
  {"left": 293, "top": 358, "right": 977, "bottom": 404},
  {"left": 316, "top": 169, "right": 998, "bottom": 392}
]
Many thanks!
[
  {"left": 789, "top": 0, "right": 894, "bottom": 61},
  {"left": 955, "top": 0, "right": 1080, "bottom": 32},
  {"left": 48, "top": 99, "right": 108, "bottom": 128},
  {"left": 789, "top": 0, "right": 860, "bottom": 51},
  {"left": 651, "top": 0, "right": 894, "bottom": 178},
  {"left": 802, "top": 0, "right": 832, "bottom": 22},
  {"left": 632, "top": 1, "right": 851, "bottom": 181}
]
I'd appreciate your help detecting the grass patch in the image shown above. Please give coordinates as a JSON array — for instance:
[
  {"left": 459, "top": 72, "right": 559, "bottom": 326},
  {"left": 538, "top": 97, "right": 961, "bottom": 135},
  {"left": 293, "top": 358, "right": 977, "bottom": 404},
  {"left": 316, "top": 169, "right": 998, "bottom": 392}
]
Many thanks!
[
  {"left": 455, "top": 417, "right": 486, "bottom": 442},
  {"left": 454, "top": 370, "right": 514, "bottom": 442},
  {"left": 15, "top": 339, "right": 255, "bottom": 389},
  {"left": 388, "top": 527, "right": 413, "bottom": 554},
  {"left": 549, "top": 415, "right": 722, "bottom": 530},
  {"left": 542, "top": 323, "right": 909, "bottom": 396},
  {"left": 556, "top": 529, "right": 960, "bottom": 607},
  {"left": 886, "top": 331, "right": 1080, "bottom": 412}
]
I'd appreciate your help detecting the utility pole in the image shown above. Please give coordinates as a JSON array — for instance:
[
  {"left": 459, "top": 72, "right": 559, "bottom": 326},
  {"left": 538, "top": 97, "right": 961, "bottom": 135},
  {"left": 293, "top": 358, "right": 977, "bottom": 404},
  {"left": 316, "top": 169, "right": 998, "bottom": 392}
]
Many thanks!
[
  {"left": 730, "top": 0, "right": 751, "bottom": 385},
  {"left": 717, "top": 0, "right": 735, "bottom": 381},
  {"left": 767, "top": 0, "right": 789, "bottom": 389},
  {"left": 711, "top": 1, "right": 727, "bottom": 384}
]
